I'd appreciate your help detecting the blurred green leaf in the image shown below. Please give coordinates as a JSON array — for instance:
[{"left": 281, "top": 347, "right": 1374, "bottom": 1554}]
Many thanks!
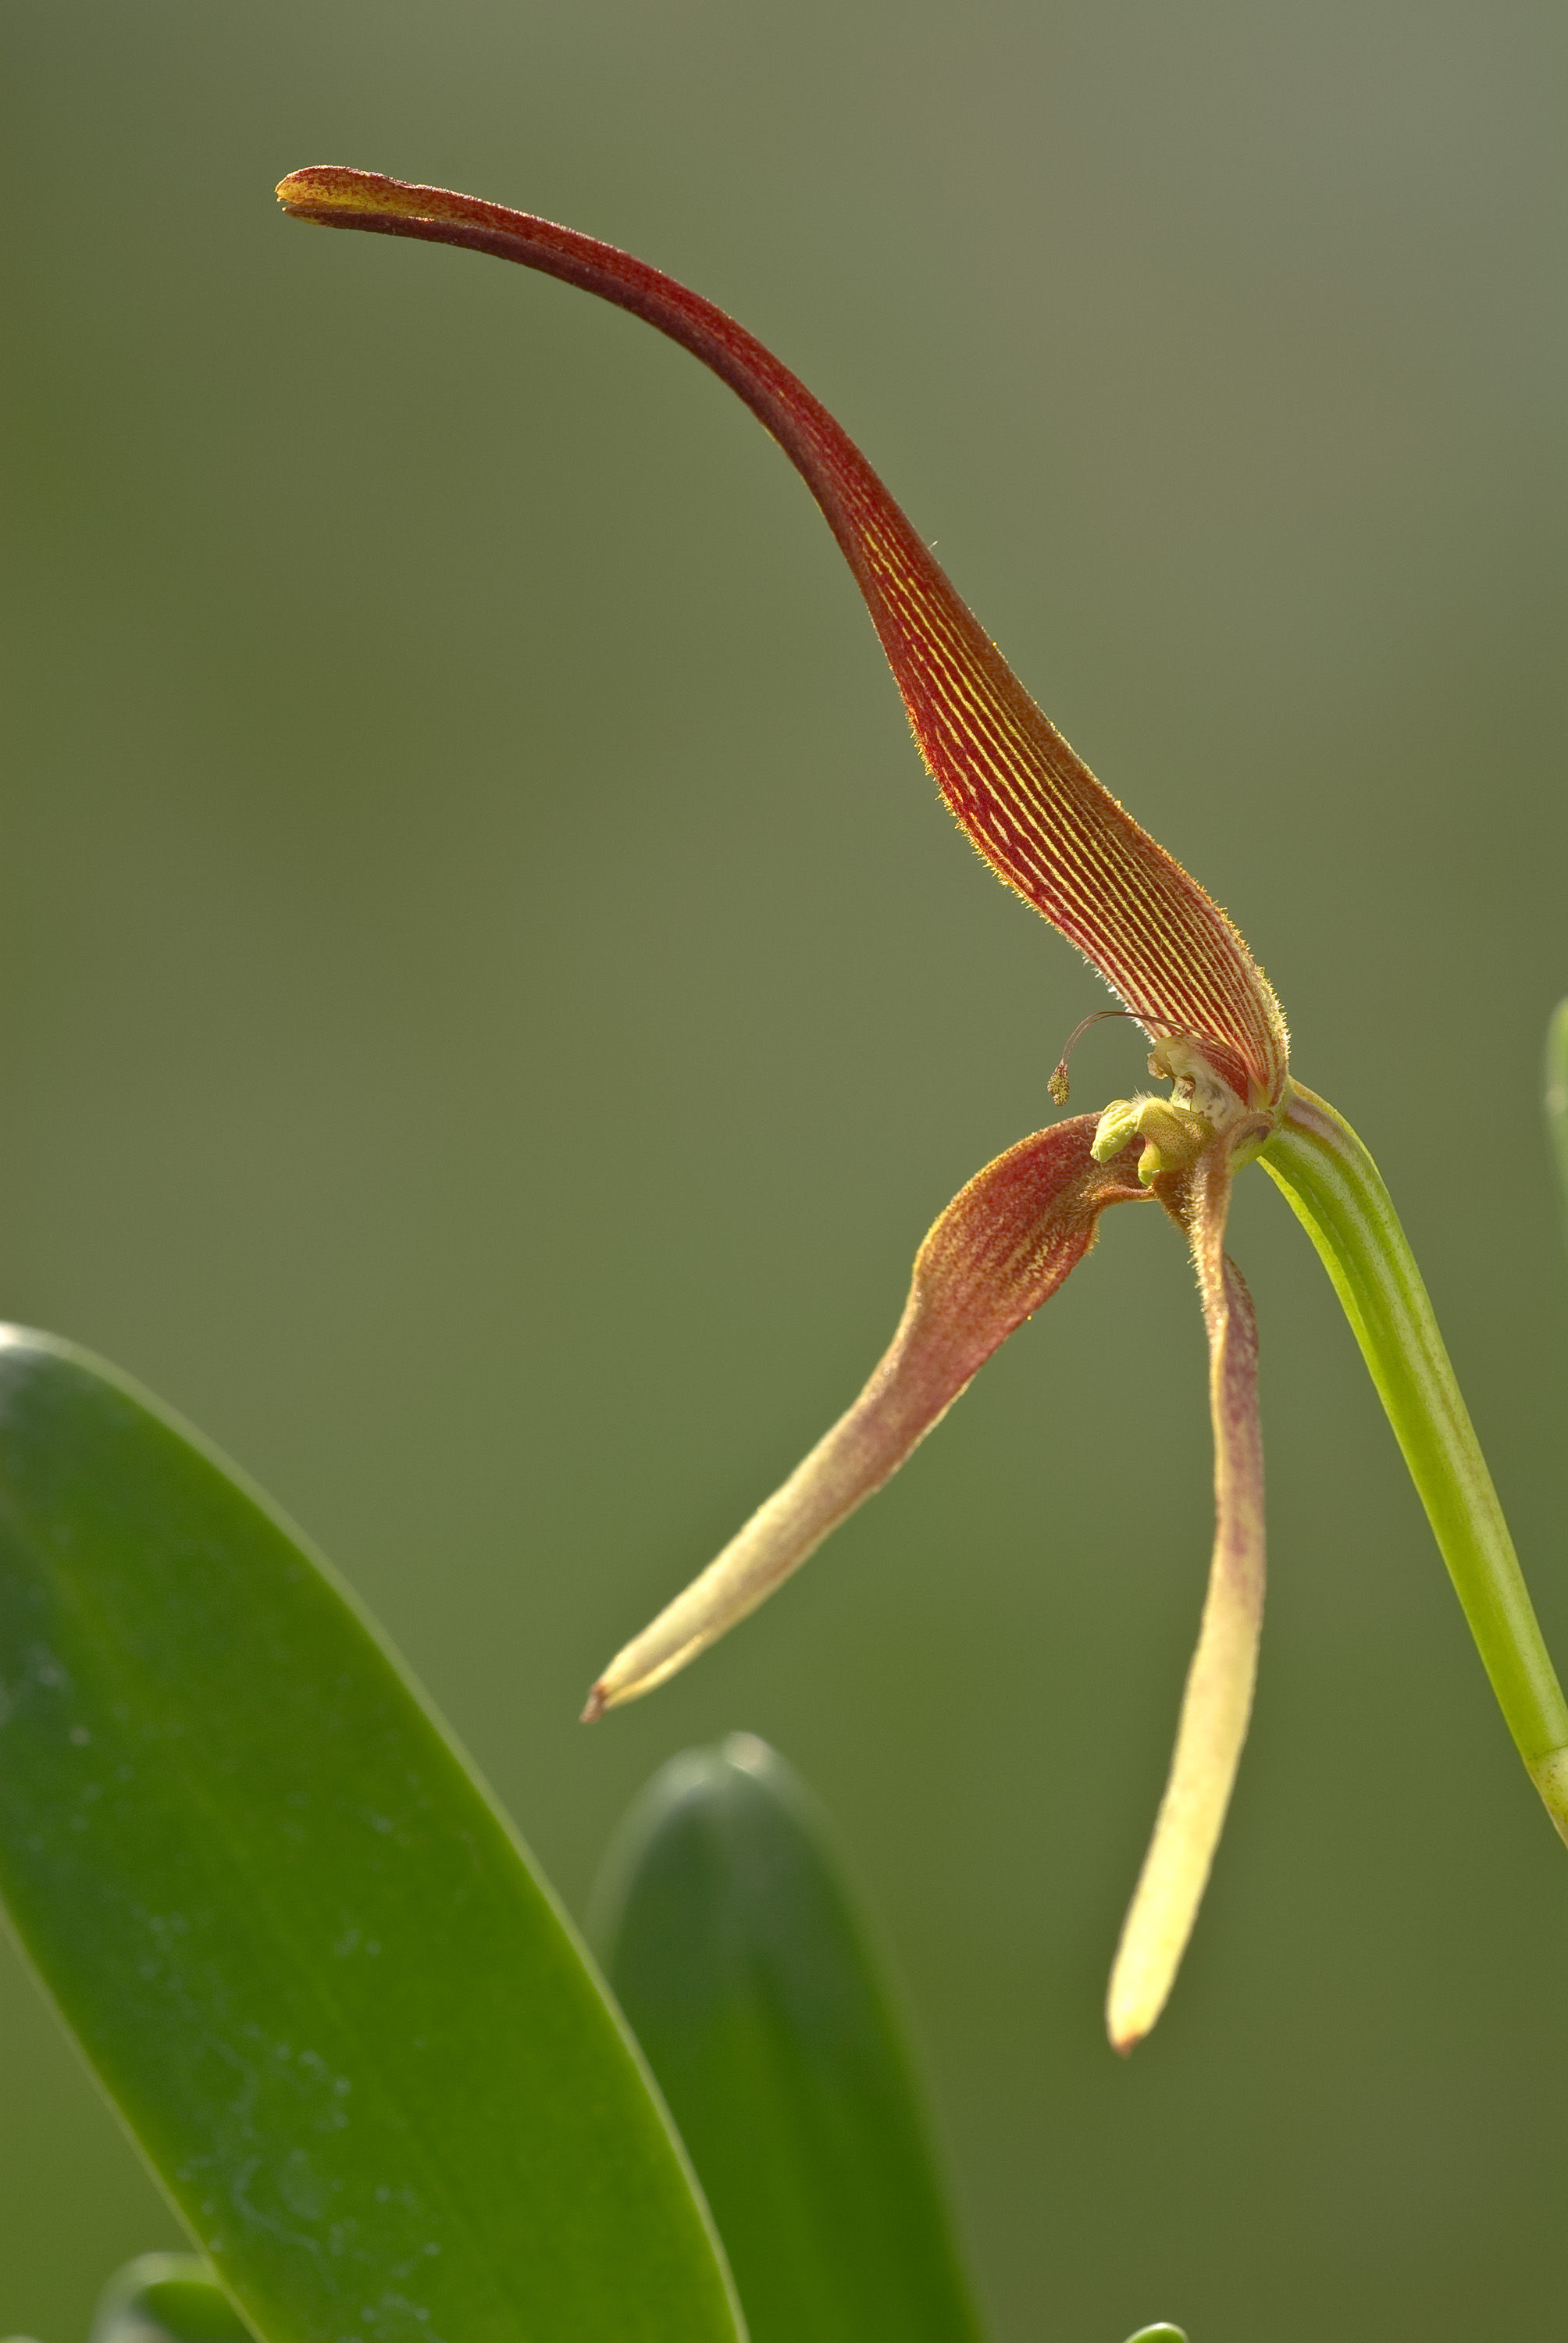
[
  {"left": 0, "top": 1329, "right": 742, "bottom": 2343},
  {"left": 1545, "top": 998, "right": 1568, "bottom": 1249},
  {"left": 90, "top": 2255, "right": 250, "bottom": 2343},
  {"left": 1121, "top": 2327, "right": 1187, "bottom": 2341},
  {"left": 593, "top": 1732, "right": 984, "bottom": 2343}
]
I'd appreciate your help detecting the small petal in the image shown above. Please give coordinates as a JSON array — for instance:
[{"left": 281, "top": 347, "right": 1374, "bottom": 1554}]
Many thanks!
[
  {"left": 276, "top": 167, "right": 1288, "bottom": 1112},
  {"left": 1106, "top": 1142, "right": 1266, "bottom": 2052},
  {"left": 583, "top": 1119, "right": 1149, "bottom": 1718}
]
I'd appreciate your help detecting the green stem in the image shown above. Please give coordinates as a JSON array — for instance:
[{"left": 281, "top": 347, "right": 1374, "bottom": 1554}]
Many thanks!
[
  {"left": 1260, "top": 1081, "right": 1568, "bottom": 1839},
  {"left": 1544, "top": 998, "right": 1568, "bottom": 1247}
]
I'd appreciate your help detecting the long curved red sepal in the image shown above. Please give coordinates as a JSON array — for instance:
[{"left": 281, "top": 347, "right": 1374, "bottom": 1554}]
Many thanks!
[{"left": 276, "top": 167, "right": 1288, "bottom": 1111}]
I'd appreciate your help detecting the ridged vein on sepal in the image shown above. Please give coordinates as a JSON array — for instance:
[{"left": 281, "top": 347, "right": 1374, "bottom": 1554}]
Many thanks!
[{"left": 275, "top": 166, "right": 1290, "bottom": 1109}]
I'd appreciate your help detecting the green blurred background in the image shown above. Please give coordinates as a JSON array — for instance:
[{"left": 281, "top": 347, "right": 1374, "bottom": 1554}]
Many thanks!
[{"left": 2, "top": 2, "right": 1565, "bottom": 2336}]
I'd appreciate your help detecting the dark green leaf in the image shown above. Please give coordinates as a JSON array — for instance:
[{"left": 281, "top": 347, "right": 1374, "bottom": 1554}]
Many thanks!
[
  {"left": 0, "top": 1330, "right": 741, "bottom": 2343},
  {"left": 593, "top": 1733, "right": 984, "bottom": 2343}
]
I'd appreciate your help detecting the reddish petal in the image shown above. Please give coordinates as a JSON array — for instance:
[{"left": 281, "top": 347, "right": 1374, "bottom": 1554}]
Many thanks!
[
  {"left": 582, "top": 1118, "right": 1149, "bottom": 1717},
  {"left": 276, "top": 168, "right": 1288, "bottom": 1111},
  {"left": 1107, "top": 1143, "right": 1267, "bottom": 2051}
]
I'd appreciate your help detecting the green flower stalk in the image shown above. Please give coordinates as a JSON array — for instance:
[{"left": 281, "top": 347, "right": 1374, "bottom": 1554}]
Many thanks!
[
  {"left": 1261, "top": 1084, "right": 1568, "bottom": 1824},
  {"left": 277, "top": 166, "right": 1568, "bottom": 2049},
  {"left": 1545, "top": 999, "right": 1568, "bottom": 1254}
]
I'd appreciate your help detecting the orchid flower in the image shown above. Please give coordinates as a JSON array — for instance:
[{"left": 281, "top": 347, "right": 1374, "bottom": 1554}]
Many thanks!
[{"left": 278, "top": 167, "right": 1568, "bottom": 2051}]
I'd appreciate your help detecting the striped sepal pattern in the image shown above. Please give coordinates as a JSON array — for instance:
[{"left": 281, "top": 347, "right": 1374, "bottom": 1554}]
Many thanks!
[
  {"left": 276, "top": 169, "right": 1288, "bottom": 1110},
  {"left": 584, "top": 1116, "right": 1151, "bottom": 1717}
]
